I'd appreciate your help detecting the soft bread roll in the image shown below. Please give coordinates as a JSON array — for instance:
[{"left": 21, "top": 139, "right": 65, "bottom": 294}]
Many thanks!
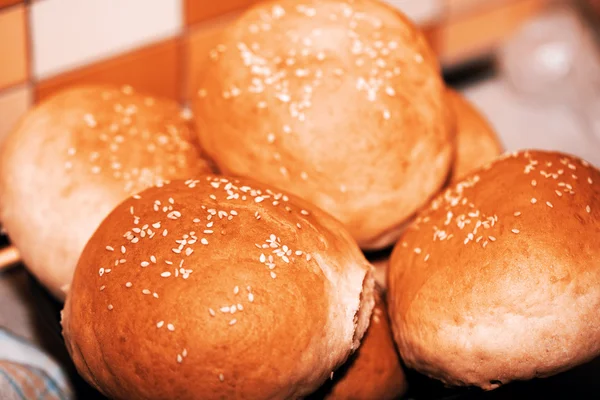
[
  {"left": 62, "top": 176, "right": 375, "bottom": 400},
  {"left": 387, "top": 150, "right": 600, "bottom": 390},
  {"left": 193, "top": 0, "right": 454, "bottom": 250},
  {"left": 0, "top": 85, "right": 211, "bottom": 300},
  {"left": 447, "top": 88, "right": 503, "bottom": 181},
  {"left": 311, "top": 285, "right": 407, "bottom": 400}
]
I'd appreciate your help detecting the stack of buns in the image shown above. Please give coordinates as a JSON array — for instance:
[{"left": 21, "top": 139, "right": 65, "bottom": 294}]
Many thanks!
[{"left": 0, "top": 0, "right": 597, "bottom": 399}]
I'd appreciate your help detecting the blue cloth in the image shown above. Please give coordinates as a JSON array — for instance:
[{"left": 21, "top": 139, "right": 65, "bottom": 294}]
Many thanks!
[{"left": 0, "top": 329, "right": 73, "bottom": 399}]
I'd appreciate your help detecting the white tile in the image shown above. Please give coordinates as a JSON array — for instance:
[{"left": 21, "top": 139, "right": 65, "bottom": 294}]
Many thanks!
[
  {"left": 30, "top": 0, "right": 183, "bottom": 80},
  {"left": 383, "top": 0, "right": 442, "bottom": 25}
]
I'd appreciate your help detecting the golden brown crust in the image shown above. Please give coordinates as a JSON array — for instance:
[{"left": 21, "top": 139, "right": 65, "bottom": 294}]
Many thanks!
[
  {"left": 313, "top": 286, "right": 408, "bottom": 400},
  {"left": 193, "top": 0, "right": 454, "bottom": 250},
  {"left": 447, "top": 88, "right": 503, "bottom": 181},
  {"left": 62, "top": 175, "right": 374, "bottom": 400},
  {"left": 387, "top": 150, "right": 600, "bottom": 390},
  {"left": 0, "top": 85, "right": 211, "bottom": 300}
]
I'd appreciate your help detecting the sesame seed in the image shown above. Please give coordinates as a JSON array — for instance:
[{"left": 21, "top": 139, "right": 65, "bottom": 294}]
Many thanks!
[
  {"left": 177, "top": 354, "right": 183, "bottom": 363},
  {"left": 555, "top": 190, "right": 563, "bottom": 197},
  {"left": 201, "top": 238, "right": 208, "bottom": 245},
  {"left": 100, "top": 285, "right": 105, "bottom": 291},
  {"left": 514, "top": 211, "right": 521, "bottom": 216},
  {"left": 141, "top": 261, "right": 150, "bottom": 267},
  {"left": 296, "top": 223, "right": 301, "bottom": 229},
  {"left": 512, "top": 229, "right": 520, "bottom": 234},
  {"left": 488, "top": 236, "right": 496, "bottom": 241},
  {"left": 185, "top": 248, "right": 193, "bottom": 256},
  {"left": 142, "top": 289, "right": 151, "bottom": 295},
  {"left": 586, "top": 205, "right": 591, "bottom": 213},
  {"left": 531, "top": 198, "right": 537, "bottom": 204},
  {"left": 157, "top": 321, "right": 164, "bottom": 328},
  {"left": 270, "top": 271, "right": 277, "bottom": 279},
  {"left": 161, "top": 272, "right": 172, "bottom": 278},
  {"left": 234, "top": 286, "right": 239, "bottom": 294},
  {"left": 414, "top": 248, "right": 422, "bottom": 254},
  {"left": 107, "top": 304, "right": 113, "bottom": 310},
  {"left": 153, "top": 293, "right": 158, "bottom": 298},
  {"left": 424, "top": 254, "right": 430, "bottom": 262},
  {"left": 106, "top": 246, "right": 114, "bottom": 251},
  {"left": 588, "top": 177, "right": 593, "bottom": 184},
  {"left": 546, "top": 201, "right": 553, "bottom": 208},
  {"left": 167, "top": 324, "right": 175, "bottom": 331},
  {"left": 125, "top": 282, "right": 132, "bottom": 288},
  {"left": 248, "top": 293, "right": 254, "bottom": 302},
  {"left": 300, "top": 210, "right": 309, "bottom": 215},
  {"left": 209, "top": 308, "right": 216, "bottom": 316},
  {"left": 219, "top": 374, "right": 225, "bottom": 382},
  {"left": 229, "top": 319, "right": 237, "bottom": 326},
  {"left": 531, "top": 180, "right": 537, "bottom": 187},
  {"left": 121, "top": 246, "right": 126, "bottom": 254}
]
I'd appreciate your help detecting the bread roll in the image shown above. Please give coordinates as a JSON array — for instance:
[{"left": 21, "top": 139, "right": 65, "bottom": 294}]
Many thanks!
[
  {"left": 192, "top": 0, "right": 454, "bottom": 250},
  {"left": 388, "top": 150, "right": 600, "bottom": 390},
  {"left": 62, "top": 175, "right": 375, "bottom": 400},
  {"left": 447, "top": 88, "right": 502, "bottom": 181},
  {"left": 311, "top": 285, "right": 407, "bottom": 400},
  {"left": 0, "top": 85, "right": 212, "bottom": 300}
]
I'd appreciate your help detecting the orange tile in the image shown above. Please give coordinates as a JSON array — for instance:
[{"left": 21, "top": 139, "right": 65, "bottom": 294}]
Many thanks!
[
  {"left": 35, "top": 38, "right": 181, "bottom": 103},
  {"left": 185, "top": 0, "right": 255, "bottom": 25},
  {"left": 0, "top": 4, "right": 27, "bottom": 90},
  {"left": 0, "top": 1, "right": 22, "bottom": 9},
  {"left": 0, "top": 84, "right": 31, "bottom": 146},
  {"left": 439, "top": 0, "right": 548, "bottom": 65},
  {"left": 444, "top": 0, "right": 518, "bottom": 17},
  {"left": 184, "top": 13, "right": 238, "bottom": 102}
]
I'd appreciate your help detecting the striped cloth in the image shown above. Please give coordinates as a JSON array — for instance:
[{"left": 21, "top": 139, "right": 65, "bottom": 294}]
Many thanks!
[{"left": 0, "top": 329, "right": 73, "bottom": 400}]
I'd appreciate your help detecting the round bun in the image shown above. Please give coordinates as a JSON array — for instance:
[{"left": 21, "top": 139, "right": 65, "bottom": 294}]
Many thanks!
[
  {"left": 311, "top": 285, "right": 407, "bottom": 400},
  {"left": 387, "top": 150, "right": 600, "bottom": 390},
  {"left": 62, "top": 175, "right": 375, "bottom": 400},
  {"left": 193, "top": 0, "right": 454, "bottom": 250},
  {"left": 447, "top": 88, "right": 502, "bottom": 181},
  {"left": 0, "top": 85, "right": 212, "bottom": 300}
]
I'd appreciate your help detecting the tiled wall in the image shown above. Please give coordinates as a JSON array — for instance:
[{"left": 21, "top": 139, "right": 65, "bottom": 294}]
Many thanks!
[{"left": 0, "top": 0, "right": 551, "bottom": 142}]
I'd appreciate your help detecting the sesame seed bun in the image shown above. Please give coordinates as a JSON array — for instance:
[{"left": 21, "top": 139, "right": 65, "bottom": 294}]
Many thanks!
[
  {"left": 62, "top": 175, "right": 375, "bottom": 400},
  {"left": 310, "top": 285, "right": 408, "bottom": 400},
  {"left": 447, "top": 88, "right": 503, "bottom": 181},
  {"left": 387, "top": 150, "right": 600, "bottom": 390},
  {"left": 0, "top": 85, "right": 212, "bottom": 301},
  {"left": 192, "top": 0, "right": 454, "bottom": 251}
]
